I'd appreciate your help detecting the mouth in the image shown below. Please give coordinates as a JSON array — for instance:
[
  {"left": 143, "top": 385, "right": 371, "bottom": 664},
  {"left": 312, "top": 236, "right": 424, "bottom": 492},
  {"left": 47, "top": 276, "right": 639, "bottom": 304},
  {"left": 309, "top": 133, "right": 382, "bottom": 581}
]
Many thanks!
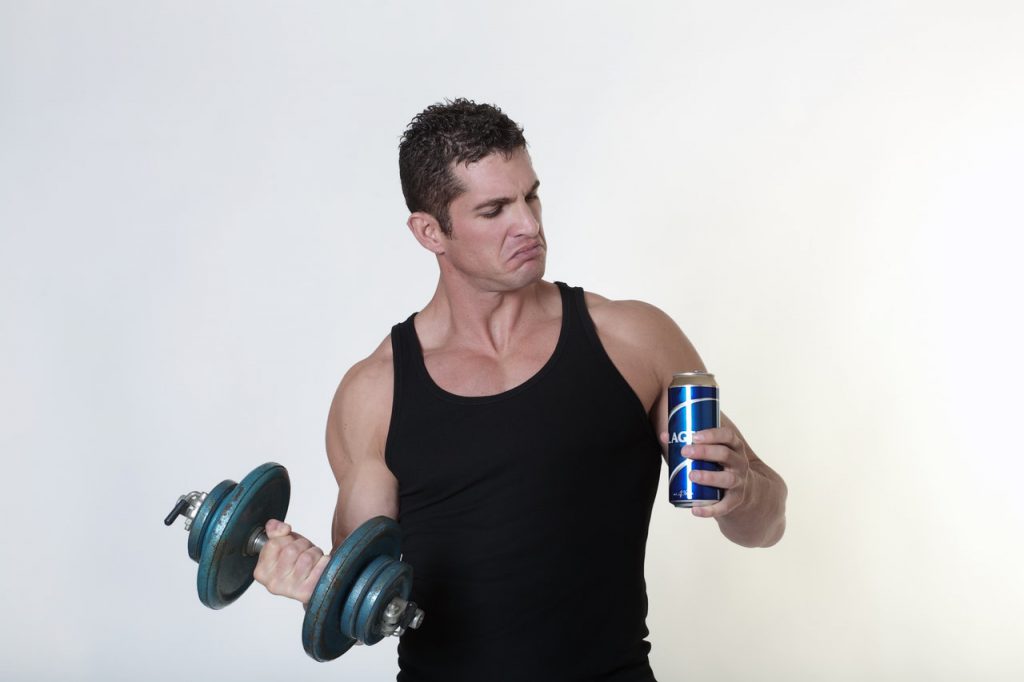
[{"left": 511, "top": 243, "right": 544, "bottom": 261}]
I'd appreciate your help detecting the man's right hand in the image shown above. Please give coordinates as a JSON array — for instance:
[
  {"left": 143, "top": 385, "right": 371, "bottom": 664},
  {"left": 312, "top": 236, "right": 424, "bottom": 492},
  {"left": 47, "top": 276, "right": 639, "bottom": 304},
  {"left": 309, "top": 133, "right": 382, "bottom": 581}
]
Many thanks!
[{"left": 253, "top": 519, "right": 330, "bottom": 604}]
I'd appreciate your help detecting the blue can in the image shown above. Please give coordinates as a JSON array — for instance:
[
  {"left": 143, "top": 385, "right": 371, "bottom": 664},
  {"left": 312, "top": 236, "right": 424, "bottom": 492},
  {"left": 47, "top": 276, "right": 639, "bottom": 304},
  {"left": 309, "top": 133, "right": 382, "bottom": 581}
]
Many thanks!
[{"left": 668, "top": 371, "right": 721, "bottom": 507}]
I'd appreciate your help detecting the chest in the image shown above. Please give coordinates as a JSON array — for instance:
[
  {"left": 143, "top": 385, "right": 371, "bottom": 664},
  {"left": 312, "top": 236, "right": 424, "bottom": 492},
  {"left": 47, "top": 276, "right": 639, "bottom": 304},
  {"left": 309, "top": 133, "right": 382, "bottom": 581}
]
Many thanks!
[
  {"left": 421, "top": 320, "right": 561, "bottom": 397},
  {"left": 420, "top": 318, "right": 661, "bottom": 414}
]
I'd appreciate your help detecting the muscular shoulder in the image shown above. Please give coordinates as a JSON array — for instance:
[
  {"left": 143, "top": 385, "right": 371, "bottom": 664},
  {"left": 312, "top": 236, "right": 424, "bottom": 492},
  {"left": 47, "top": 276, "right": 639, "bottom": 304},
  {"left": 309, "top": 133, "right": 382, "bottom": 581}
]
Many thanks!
[
  {"left": 584, "top": 292, "right": 678, "bottom": 338},
  {"left": 583, "top": 291, "right": 705, "bottom": 388},
  {"left": 325, "top": 335, "right": 395, "bottom": 482}
]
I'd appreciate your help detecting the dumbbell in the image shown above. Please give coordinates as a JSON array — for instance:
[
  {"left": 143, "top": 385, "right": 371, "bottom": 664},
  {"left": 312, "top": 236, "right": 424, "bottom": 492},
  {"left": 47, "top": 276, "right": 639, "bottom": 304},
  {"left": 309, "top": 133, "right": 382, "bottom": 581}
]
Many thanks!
[{"left": 164, "top": 462, "right": 424, "bottom": 661}]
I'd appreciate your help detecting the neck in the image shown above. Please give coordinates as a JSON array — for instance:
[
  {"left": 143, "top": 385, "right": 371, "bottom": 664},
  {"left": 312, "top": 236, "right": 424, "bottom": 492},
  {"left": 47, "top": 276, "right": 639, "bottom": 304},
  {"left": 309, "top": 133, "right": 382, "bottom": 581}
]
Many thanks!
[{"left": 418, "top": 274, "right": 552, "bottom": 354}]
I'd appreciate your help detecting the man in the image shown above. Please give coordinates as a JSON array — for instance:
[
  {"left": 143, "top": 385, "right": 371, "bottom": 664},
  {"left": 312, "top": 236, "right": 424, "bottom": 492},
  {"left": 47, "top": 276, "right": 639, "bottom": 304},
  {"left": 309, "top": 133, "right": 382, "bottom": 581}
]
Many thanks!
[{"left": 254, "top": 99, "right": 787, "bottom": 681}]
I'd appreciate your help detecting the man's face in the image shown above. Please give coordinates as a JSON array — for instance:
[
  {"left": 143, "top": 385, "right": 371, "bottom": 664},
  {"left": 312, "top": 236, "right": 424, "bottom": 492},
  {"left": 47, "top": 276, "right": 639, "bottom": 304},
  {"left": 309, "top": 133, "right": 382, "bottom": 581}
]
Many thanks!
[{"left": 440, "top": 148, "right": 546, "bottom": 291}]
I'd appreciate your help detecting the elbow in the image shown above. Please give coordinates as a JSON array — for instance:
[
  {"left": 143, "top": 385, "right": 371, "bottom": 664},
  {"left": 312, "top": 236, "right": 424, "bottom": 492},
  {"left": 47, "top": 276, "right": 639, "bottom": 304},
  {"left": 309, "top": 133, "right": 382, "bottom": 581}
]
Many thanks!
[
  {"left": 759, "top": 479, "right": 788, "bottom": 547},
  {"left": 759, "top": 515, "right": 786, "bottom": 548}
]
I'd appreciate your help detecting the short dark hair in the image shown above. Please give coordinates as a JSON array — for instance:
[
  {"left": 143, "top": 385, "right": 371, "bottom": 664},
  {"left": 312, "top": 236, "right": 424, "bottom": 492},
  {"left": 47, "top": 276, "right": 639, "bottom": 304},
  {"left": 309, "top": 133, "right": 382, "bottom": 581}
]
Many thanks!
[{"left": 399, "top": 99, "right": 527, "bottom": 236}]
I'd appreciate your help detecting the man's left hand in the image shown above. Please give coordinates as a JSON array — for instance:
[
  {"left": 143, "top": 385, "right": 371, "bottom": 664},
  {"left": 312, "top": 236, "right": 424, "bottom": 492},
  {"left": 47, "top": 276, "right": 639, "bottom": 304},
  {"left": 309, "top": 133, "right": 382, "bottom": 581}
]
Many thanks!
[{"left": 661, "top": 426, "right": 752, "bottom": 518}]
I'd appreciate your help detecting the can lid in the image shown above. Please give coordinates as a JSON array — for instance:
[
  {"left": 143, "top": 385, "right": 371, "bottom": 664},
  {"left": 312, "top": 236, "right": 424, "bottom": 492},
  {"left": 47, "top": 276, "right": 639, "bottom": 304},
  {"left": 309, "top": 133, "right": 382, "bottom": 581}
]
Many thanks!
[{"left": 670, "top": 370, "right": 717, "bottom": 386}]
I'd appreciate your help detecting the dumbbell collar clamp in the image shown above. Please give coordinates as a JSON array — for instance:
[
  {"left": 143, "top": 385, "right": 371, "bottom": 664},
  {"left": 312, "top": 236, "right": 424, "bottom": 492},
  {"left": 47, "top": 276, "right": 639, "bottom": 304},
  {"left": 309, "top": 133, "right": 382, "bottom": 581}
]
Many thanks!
[
  {"left": 166, "top": 491, "right": 208, "bottom": 531},
  {"left": 381, "top": 597, "right": 425, "bottom": 637}
]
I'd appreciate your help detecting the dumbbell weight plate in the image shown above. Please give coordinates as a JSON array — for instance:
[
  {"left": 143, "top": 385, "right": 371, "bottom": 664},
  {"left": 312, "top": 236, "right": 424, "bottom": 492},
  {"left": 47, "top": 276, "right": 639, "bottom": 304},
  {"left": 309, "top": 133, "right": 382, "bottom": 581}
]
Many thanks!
[
  {"left": 339, "top": 555, "right": 392, "bottom": 641},
  {"left": 187, "top": 479, "right": 236, "bottom": 562},
  {"left": 302, "top": 516, "right": 402, "bottom": 661},
  {"left": 354, "top": 560, "right": 413, "bottom": 646},
  {"left": 196, "top": 462, "right": 290, "bottom": 609}
]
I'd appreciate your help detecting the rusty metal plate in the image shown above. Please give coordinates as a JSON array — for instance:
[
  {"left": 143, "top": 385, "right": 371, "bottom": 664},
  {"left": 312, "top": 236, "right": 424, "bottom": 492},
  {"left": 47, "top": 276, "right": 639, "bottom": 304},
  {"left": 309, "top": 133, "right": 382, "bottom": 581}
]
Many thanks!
[
  {"left": 196, "top": 462, "right": 290, "bottom": 609},
  {"left": 354, "top": 560, "right": 413, "bottom": 646},
  {"left": 187, "top": 479, "right": 236, "bottom": 563},
  {"left": 339, "top": 555, "right": 392, "bottom": 641},
  {"left": 301, "top": 516, "right": 401, "bottom": 661}
]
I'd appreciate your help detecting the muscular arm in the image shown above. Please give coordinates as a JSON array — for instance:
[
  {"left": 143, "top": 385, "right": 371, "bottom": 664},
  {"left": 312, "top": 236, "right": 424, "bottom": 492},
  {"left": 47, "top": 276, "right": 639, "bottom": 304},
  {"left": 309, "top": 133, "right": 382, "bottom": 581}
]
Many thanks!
[
  {"left": 253, "top": 337, "right": 399, "bottom": 603},
  {"left": 325, "top": 340, "right": 400, "bottom": 549},
  {"left": 645, "top": 304, "right": 786, "bottom": 547},
  {"left": 591, "top": 296, "right": 787, "bottom": 548}
]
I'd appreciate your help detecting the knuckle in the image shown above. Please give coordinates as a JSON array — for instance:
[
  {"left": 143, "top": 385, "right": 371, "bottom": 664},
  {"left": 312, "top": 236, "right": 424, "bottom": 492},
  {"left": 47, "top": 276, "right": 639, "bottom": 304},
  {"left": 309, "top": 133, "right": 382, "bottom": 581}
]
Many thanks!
[
  {"left": 295, "top": 551, "right": 319, "bottom": 572},
  {"left": 279, "top": 544, "right": 301, "bottom": 563}
]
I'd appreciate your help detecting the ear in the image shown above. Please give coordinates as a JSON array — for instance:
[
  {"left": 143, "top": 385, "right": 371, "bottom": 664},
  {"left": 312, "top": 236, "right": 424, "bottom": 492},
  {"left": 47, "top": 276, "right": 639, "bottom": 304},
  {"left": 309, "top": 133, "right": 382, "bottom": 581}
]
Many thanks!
[{"left": 407, "top": 212, "right": 447, "bottom": 255}]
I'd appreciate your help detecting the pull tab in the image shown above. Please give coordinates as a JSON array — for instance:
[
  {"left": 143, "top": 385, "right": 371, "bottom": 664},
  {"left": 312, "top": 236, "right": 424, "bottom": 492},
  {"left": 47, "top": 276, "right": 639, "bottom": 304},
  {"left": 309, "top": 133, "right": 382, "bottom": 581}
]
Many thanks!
[{"left": 164, "top": 497, "right": 190, "bottom": 526}]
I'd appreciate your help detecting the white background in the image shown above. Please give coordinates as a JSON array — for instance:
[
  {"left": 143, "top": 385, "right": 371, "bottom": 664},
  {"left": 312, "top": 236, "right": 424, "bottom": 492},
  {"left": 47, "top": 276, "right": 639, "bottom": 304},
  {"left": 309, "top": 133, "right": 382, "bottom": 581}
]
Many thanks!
[{"left": 2, "top": 1, "right": 1022, "bottom": 680}]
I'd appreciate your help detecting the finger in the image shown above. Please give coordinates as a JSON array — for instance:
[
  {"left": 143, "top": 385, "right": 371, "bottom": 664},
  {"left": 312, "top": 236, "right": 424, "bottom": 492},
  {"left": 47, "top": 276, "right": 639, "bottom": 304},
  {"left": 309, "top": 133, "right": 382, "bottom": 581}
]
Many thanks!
[
  {"left": 659, "top": 431, "right": 669, "bottom": 445},
  {"left": 297, "top": 554, "right": 331, "bottom": 603},
  {"left": 292, "top": 545, "right": 325, "bottom": 574},
  {"left": 265, "top": 543, "right": 322, "bottom": 597},
  {"left": 254, "top": 538, "right": 282, "bottom": 584},
  {"left": 256, "top": 529, "right": 284, "bottom": 568},
  {"left": 682, "top": 443, "right": 734, "bottom": 464},
  {"left": 274, "top": 537, "right": 315, "bottom": 573},
  {"left": 691, "top": 497, "right": 739, "bottom": 518},
  {"left": 265, "top": 519, "right": 292, "bottom": 538},
  {"left": 293, "top": 547, "right": 327, "bottom": 582},
  {"left": 693, "top": 427, "right": 743, "bottom": 450},
  {"left": 258, "top": 532, "right": 310, "bottom": 578},
  {"left": 689, "top": 468, "right": 738, "bottom": 490}
]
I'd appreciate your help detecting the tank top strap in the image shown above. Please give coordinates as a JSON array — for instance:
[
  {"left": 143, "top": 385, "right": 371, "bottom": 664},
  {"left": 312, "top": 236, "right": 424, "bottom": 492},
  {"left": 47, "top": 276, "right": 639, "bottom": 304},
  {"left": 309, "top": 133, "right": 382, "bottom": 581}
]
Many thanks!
[
  {"left": 389, "top": 314, "right": 420, "bottom": 434},
  {"left": 390, "top": 314, "right": 418, "bottom": 375},
  {"left": 554, "top": 280, "right": 595, "bottom": 352},
  {"left": 554, "top": 280, "right": 615, "bottom": 368}
]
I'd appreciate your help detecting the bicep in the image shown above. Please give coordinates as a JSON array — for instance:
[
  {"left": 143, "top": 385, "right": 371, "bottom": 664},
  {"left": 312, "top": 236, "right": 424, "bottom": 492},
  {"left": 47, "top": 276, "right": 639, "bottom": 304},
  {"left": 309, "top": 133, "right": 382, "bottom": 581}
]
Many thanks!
[
  {"left": 647, "top": 306, "right": 708, "bottom": 449},
  {"left": 324, "top": 353, "right": 399, "bottom": 548},
  {"left": 331, "top": 458, "right": 399, "bottom": 547},
  {"left": 588, "top": 297, "right": 706, "bottom": 445}
]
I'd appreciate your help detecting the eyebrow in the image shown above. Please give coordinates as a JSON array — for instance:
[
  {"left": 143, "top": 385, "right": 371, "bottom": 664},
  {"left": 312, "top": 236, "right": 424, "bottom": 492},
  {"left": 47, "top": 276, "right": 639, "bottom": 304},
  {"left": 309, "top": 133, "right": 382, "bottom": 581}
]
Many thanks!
[{"left": 471, "top": 180, "right": 541, "bottom": 212}]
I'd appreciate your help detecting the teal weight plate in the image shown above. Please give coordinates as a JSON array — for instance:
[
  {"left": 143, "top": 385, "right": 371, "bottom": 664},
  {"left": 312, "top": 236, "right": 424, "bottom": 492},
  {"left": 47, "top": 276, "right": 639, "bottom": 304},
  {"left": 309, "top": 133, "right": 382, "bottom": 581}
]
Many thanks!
[
  {"left": 188, "top": 479, "right": 236, "bottom": 563},
  {"left": 196, "top": 462, "right": 290, "bottom": 609},
  {"left": 355, "top": 560, "right": 413, "bottom": 646},
  {"left": 339, "top": 555, "right": 392, "bottom": 640},
  {"left": 302, "top": 516, "right": 401, "bottom": 661}
]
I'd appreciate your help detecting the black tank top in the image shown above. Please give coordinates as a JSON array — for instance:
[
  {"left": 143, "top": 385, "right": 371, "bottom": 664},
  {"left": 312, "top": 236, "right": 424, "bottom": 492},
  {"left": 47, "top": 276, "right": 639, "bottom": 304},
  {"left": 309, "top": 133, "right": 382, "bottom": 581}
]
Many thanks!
[{"left": 386, "top": 281, "right": 662, "bottom": 682}]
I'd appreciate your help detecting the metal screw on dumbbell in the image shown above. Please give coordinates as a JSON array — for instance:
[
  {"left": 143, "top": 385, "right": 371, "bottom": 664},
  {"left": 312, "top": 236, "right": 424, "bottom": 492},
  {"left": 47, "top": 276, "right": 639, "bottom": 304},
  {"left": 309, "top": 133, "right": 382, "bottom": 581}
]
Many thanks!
[
  {"left": 165, "top": 462, "right": 424, "bottom": 661},
  {"left": 382, "top": 597, "right": 426, "bottom": 637},
  {"left": 164, "top": 492, "right": 206, "bottom": 531}
]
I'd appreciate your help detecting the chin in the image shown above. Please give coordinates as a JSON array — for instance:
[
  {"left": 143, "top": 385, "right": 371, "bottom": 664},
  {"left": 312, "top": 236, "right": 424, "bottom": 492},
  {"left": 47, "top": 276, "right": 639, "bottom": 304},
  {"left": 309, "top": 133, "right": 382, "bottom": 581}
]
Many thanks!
[{"left": 510, "top": 260, "right": 546, "bottom": 288}]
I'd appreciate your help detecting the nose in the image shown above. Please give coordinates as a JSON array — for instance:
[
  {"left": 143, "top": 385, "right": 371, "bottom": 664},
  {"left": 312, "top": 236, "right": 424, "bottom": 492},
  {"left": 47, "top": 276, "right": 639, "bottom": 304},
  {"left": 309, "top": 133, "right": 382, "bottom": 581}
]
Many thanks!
[{"left": 513, "top": 197, "right": 541, "bottom": 238}]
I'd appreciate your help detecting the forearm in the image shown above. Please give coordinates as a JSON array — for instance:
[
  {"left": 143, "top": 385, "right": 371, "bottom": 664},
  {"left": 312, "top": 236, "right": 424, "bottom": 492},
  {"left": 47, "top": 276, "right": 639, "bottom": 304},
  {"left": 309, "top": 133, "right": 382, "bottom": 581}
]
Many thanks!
[{"left": 715, "top": 464, "right": 787, "bottom": 548}]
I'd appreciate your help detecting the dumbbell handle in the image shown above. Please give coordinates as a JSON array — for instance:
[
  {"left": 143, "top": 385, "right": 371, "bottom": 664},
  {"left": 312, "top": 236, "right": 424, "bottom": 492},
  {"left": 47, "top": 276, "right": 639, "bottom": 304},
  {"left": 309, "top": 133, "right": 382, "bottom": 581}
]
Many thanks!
[{"left": 245, "top": 527, "right": 269, "bottom": 556}]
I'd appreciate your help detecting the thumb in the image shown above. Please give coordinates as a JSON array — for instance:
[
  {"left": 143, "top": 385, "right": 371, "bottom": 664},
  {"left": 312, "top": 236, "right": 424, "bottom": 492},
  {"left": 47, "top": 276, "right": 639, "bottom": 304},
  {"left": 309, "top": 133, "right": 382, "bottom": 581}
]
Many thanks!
[{"left": 265, "top": 519, "right": 292, "bottom": 538}]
